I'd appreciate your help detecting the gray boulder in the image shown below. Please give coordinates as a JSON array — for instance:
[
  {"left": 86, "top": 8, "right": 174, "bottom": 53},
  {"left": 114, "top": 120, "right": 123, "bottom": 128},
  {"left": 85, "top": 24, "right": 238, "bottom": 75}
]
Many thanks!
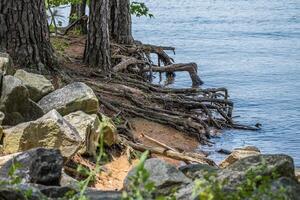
[
  {"left": 14, "top": 69, "right": 54, "bottom": 101},
  {"left": 0, "top": 148, "right": 63, "bottom": 186},
  {"left": 124, "top": 158, "right": 191, "bottom": 195},
  {"left": 38, "top": 82, "right": 99, "bottom": 116},
  {"left": 218, "top": 154, "right": 295, "bottom": 188},
  {"left": 2, "top": 110, "right": 82, "bottom": 158},
  {"left": 0, "top": 75, "right": 44, "bottom": 125}
]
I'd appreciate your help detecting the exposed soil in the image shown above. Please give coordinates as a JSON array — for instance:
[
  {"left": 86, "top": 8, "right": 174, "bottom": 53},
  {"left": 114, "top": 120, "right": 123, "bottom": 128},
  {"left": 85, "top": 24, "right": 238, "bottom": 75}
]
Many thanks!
[{"left": 96, "top": 155, "right": 139, "bottom": 191}]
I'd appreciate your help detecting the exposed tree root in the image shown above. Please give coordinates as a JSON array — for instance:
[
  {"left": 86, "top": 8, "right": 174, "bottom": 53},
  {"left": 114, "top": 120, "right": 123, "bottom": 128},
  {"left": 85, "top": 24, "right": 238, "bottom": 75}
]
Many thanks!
[{"left": 60, "top": 38, "right": 258, "bottom": 156}]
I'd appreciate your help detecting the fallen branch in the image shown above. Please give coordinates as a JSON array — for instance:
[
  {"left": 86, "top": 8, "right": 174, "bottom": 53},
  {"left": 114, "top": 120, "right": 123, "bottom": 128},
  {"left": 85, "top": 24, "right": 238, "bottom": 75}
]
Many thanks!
[
  {"left": 122, "top": 139, "right": 217, "bottom": 167},
  {"left": 141, "top": 133, "right": 178, "bottom": 152}
]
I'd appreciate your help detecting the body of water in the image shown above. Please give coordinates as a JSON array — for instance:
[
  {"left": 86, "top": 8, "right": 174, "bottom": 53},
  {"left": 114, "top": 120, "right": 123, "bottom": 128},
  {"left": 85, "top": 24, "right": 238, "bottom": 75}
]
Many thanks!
[
  {"left": 132, "top": 0, "right": 300, "bottom": 165},
  {"left": 58, "top": 0, "right": 300, "bottom": 165}
]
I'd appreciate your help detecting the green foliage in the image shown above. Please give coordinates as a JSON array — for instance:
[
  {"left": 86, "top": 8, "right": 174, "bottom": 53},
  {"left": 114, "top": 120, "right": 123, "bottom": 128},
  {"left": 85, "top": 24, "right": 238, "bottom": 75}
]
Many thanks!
[
  {"left": 122, "top": 151, "right": 155, "bottom": 200},
  {"left": 130, "top": 2, "right": 154, "bottom": 18},
  {"left": 193, "top": 161, "right": 288, "bottom": 200},
  {"left": 0, "top": 160, "right": 35, "bottom": 200},
  {"left": 51, "top": 37, "right": 70, "bottom": 54}
]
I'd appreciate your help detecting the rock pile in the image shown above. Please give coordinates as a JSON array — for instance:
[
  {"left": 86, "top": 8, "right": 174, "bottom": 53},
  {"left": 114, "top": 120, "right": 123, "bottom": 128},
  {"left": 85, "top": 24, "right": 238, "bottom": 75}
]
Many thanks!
[{"left": 0, "top": 59, "right": 120, "bottom": 199}]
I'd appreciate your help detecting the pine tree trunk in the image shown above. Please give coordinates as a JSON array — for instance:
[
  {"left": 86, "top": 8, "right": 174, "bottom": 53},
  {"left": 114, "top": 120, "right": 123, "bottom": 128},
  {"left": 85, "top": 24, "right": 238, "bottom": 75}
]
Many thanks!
[
  {"left": 84, "top": 0, "right": 111, "bottom": 71},
  {"left": 0, "top": 0, "right": 56, "bottom": 72},
  {"left": 109, "top": 0, "right": 133, "bottom": 44}
]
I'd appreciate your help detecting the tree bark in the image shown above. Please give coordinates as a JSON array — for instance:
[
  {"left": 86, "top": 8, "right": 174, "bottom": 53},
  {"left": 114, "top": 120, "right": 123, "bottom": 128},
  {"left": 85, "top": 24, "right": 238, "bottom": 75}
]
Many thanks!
[
  {"left": 109, "top": 0, "right": 134, "bottom": 44},
  {"left": 0, "top": 0, "right": 56, "bottom": 72},
  {"left": 84, "top": 0, "right": 111, "bottom": 71}
]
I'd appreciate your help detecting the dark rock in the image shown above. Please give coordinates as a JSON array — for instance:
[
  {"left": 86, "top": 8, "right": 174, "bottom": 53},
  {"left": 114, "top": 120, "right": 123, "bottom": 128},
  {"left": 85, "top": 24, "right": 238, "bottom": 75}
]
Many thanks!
[
  {"left": 179, "top": 163, "right": 219, "bottom": 180},
  {"left": 0, "top": 75, "right": 44, "bottom": 125},
  {"left": 38, "top": 82, "right": 99, "bottom": 116},
  {"left": 0, "top": 148, "right": 63, "bottom": 186},
  {"left": 0, "top": 184, "right": 46, "bottom": 200},
  {"left": 124, "top": 158, "right": 191, "bottom": 195},
  {"left": 85, "top": 189, "right": 122, "bottom": 200}
]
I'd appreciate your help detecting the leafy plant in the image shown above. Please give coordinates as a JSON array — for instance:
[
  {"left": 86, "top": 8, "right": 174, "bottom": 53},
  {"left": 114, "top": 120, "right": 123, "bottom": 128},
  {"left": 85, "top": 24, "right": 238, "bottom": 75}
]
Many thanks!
[
  {"left": 192, "top": 161, "right": 288, "bottom": 200},
  {"left": 130, "top": 2, "right": 154, "bottom": 18}
]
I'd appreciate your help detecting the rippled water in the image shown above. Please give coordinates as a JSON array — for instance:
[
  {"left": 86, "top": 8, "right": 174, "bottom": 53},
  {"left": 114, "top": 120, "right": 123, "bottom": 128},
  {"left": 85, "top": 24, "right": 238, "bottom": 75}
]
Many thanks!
[
  {"left": 132, "top": 0, "right": 300, "bottom": 165},
  {"left": 58, "top": 0, "right": 300, "bottom": 165}
]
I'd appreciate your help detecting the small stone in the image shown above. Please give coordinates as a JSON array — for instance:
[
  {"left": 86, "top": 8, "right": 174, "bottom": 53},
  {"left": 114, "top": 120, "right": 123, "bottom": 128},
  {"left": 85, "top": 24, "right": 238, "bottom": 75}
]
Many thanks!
[
  {"left": 219, "top": 146, "right": 261, "bottom": 168},
  {"left": 3, "top": 110, "right": 82, "bottom": 158},
  {"left": 14, "top": 69, "right": 54, "bottom": 101},
  {"left": 38, "top": 82, "right": 99, "bottom": 116}
]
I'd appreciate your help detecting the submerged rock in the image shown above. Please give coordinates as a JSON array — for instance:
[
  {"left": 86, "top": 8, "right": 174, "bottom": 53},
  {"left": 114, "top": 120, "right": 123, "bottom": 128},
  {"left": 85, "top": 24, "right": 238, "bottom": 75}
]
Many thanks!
[
  {"left": 0, "top": 75, "right": 44, "bottom": 125},
  {"left": 124, "top": 158, "right": 191, "bottom": 195},
  {"left": 219, "top": 146, "right": 261, "bottom": 168},
  {"left": 64, "top": 111, "right": 117, "bottom": 157},
  {"left": 0, "top": 148, "right": 63, "bottom": 186},
  {"left": 2, "top": 110, "right": 82, "bottom": 158},
  {"left": 38, "top": 82, "right": 99, "bottom": 116},
  {"left": 14, "top": 69, "right": 54, "bottom": 102}
]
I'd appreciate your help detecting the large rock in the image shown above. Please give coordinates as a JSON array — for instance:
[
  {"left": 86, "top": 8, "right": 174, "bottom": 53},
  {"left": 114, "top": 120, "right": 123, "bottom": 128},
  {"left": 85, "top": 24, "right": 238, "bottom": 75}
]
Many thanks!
[
  {"left": 0, "top": 75, "right": 44, "bottom": 125},
  {"left": 0, "top": 184, "right": 46, "bottom": 200},
  {"left": 124, "top": 158, "right": 191, "bottom": 195},
  {"left": 0, "top": 148, "right": 63, "bottom": 186},
  {"left": 218, "top": 154, "right": 295, "bottom": 188},
  {"left": 38, "top": 82, "right": 99, "bottom": 116},
  {"left": 2, "top": 110, "right": 82, "bottom": 158},
  {"left": 219, "top": 146, "right": 261, "bottom": 168},
  {"left": 0, "top": 53, "right": 14, "bottom": 75},
  {"left": 14, "top": 69, "right": 54, "bottom": 102},
  {"left": 64, "top": 111, "right": 117, "bottom": 157}
]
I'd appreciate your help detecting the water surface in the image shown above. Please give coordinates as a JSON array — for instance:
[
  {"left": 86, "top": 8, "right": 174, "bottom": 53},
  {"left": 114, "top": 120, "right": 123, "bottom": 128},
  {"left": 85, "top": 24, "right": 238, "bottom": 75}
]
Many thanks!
[{"left": 132, "top": 0, "right": 300, "bottom": 165}]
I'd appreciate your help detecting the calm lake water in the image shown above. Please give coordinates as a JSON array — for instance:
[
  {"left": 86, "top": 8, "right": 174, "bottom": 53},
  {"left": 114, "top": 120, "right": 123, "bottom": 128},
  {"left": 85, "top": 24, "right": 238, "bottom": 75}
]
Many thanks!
[{"left": 59, "top": 0, "right": 300, "bottom": 165}]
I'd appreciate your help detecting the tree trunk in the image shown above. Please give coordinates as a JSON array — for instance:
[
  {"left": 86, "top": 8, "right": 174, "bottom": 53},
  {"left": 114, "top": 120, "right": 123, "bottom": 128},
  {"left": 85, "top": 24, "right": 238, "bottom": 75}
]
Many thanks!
[
  {"left": 109, "top": 0, "right": 134, "bottom": 44},
  {"left": 84, "top": 0, "right": 111, "bottom": 71},
  {"left": 0, "top": 0, "right": 56, "bottom": 72}
]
